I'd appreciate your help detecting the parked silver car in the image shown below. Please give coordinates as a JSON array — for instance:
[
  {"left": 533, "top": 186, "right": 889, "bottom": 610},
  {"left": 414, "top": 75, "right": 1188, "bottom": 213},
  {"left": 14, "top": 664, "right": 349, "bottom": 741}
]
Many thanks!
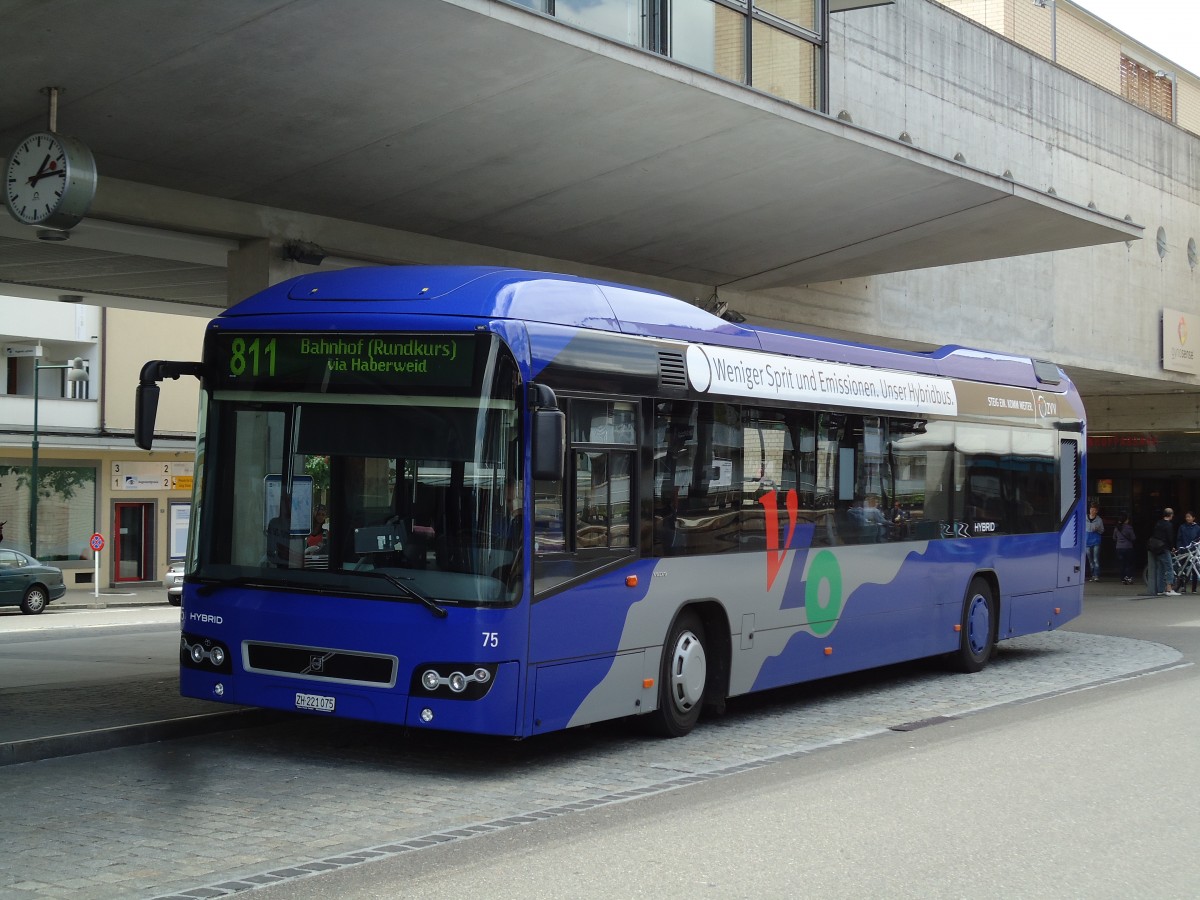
[{"left": 166, "top": 560, "right": 185, "bottom": 606}]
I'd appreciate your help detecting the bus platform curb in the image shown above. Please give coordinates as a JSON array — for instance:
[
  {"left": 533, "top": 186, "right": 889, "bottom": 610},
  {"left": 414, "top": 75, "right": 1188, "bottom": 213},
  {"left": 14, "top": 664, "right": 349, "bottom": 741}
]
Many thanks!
[
  {"left": 51, "top": 588, "right": 173, "bottom": 611},
  {"left": 0, "top": 708, "right": 282, "bottom": 768}
]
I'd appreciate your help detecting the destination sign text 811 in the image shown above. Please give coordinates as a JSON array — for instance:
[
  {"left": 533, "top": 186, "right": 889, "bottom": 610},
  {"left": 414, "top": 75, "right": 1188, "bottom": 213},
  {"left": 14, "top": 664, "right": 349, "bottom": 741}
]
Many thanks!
[{"left": 210, "top": 333, "right": 478, "bottom": 392}]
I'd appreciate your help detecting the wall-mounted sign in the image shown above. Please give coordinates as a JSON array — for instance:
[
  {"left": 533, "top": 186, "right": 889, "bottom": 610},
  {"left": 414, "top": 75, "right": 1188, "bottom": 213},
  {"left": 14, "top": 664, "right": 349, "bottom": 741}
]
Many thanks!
[
  {"left": 1162, "top": 308, "right": 1198, "bottom": 375},
  {"left": 112, "top": 460, "right": 194, "bottom": 490},
  {"left": 5, "top": 343, "right": 42, "bottom": 358}
]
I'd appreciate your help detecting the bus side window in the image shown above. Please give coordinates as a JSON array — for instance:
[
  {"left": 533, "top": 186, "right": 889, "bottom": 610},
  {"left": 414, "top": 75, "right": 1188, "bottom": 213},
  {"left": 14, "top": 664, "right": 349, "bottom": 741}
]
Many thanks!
[
  {"left": 533, "top": 475, "right": 565, "bottom": 553},
  {"left": 573, "top": 450, "right": 634, "bottom": 550}
]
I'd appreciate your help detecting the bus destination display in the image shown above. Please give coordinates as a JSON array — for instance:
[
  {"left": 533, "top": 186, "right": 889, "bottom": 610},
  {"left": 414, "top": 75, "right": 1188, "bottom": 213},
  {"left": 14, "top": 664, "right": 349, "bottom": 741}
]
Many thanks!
[{"left": 211, "top": 333, "right": 477, "bottom": 391}]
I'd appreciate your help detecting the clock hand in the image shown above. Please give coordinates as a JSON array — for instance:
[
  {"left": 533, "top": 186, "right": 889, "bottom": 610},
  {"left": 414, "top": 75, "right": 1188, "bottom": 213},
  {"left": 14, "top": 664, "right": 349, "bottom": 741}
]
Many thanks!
[
  {"left": 24, "top": 153, "right": 51, "bottom": 186},
  {"left": 28, "top": 167, "right": 65, "bottom": 187}
]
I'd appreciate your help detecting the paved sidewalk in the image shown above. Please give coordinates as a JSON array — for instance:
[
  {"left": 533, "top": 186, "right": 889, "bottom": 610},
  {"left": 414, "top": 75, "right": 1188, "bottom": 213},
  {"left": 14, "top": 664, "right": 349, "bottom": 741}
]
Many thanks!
[
  {"left": 50, "top": 583, "right": 175, "bottom": 611},
  {"left": 0, "top": 578, "right": 1181, "bottom": 768},
  {"left": 0, "top": 584, "right": 273, "bottom": 766}
]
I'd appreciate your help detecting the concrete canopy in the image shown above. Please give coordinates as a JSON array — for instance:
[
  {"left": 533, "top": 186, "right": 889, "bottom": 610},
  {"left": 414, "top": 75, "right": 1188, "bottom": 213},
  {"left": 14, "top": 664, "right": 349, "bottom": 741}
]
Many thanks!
[{"left": 0, "top": 0, "right": 1138, "bottom": 307}]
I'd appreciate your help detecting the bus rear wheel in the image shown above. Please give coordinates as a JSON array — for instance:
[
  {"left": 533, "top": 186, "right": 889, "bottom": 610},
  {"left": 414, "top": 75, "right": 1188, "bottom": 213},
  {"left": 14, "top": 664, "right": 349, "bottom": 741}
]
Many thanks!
[
  {"left": 950, "top": 577, "right": 995, "bottom": 673},
  {"left": 646, "top": 610, "right": 707, "bottom": 738}
]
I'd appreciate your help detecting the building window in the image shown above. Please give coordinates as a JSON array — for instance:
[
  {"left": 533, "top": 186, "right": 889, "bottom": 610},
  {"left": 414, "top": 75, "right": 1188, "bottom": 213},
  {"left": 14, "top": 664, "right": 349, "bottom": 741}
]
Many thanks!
[
  {"left": 0, "top": 463, "right": 98, "bottom": 561},
  {"left": 754, "top": 0, "right": 817, "bottom": 33},
  {"left": 1121, "top": 55, "right": 1174, "bottom": 123},
  {"left": 510, "top": 0, "right": 826, "bottom": 112},
  {"left": 555, "top": 0, "right": 647, "bottom": 46},
  {"left": 671, "top": 0, "right": 747, "bottom": 83},
  {"left": 751, "top": 17, "right": 819, "bottom": 108}
]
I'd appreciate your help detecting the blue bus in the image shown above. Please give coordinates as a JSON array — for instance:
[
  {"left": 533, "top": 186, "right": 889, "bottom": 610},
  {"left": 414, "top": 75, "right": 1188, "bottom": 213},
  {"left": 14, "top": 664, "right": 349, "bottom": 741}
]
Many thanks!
[{"left": 136, "top": 267, "right": 1085, "bottom": 738}]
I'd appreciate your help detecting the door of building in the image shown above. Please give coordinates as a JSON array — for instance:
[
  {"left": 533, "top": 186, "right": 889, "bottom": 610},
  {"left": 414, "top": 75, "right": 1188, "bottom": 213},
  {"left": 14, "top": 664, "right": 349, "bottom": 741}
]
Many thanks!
[{"left": 114, "top": 502, "right": 152, "bottom": 582}]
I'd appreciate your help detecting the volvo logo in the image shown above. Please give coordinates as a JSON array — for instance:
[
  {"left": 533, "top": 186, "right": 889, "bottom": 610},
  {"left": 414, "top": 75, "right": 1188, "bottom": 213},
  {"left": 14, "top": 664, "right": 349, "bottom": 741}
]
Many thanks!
[{"left": 303, "top": 652, "right": 336, "bottom": 675}]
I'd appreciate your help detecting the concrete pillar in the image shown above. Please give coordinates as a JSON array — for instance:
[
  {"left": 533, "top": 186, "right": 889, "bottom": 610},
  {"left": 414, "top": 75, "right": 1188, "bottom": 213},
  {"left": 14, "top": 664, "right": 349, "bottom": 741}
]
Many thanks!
[{"left": 227, "top": 238, "right": 320, "bottom": 306}]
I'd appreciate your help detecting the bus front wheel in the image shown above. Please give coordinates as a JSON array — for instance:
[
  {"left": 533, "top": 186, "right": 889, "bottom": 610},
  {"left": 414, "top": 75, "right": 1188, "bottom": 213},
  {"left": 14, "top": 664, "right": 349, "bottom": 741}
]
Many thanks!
[
  {"left": 950, "top": 577, "right": 995, "bottom": 673},
  {"left": 647, "top": 610, "right": 707, "bottom": 738}
]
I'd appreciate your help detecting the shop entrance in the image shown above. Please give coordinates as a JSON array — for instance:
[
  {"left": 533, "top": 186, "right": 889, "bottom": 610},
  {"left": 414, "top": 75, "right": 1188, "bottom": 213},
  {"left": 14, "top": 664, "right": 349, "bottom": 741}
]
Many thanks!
[{"left": 113, "top": 502, "right": 153, "bottom": 582}]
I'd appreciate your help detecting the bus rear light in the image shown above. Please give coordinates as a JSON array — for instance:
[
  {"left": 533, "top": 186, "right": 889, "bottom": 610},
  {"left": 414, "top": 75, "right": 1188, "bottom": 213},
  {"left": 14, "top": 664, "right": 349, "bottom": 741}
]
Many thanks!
[
  {"left": 1054, "top": 607, "right": 1061, "bottom": 615},
  {"left": 626, "top": 575, "right": 638, "bottom": 587},
  {"left": 824, "top": 647, "right": 833, "bottom": 655},
  {"left": 953, "top": 624, "right": 962, "bottom": 632},
  {"left": 420, "top": 708, "right": 434, "bottom": 723}
]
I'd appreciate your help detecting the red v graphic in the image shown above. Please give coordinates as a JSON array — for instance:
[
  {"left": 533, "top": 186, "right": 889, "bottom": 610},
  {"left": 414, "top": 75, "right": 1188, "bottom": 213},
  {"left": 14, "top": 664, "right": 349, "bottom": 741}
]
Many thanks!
[{"left": 758, "top": 489, "right": 798, "bottom": 591}]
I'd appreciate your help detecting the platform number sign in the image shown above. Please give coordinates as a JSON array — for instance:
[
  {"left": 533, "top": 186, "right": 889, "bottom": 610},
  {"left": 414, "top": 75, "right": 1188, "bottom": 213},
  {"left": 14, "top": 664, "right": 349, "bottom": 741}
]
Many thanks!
[{"left": 112, "top": 460, "right": 194, "bottom": 490}]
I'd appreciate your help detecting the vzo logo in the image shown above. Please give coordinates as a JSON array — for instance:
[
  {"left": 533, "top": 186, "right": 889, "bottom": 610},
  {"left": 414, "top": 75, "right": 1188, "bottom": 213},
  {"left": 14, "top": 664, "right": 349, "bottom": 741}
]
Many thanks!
[{"left": 757, "top": 489, "right": 798, "bottom": 591}]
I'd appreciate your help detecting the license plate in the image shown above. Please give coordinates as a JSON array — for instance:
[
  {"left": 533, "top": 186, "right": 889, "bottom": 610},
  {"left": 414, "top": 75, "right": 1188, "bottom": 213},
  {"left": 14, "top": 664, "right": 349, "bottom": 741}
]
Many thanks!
[{"left": 295, "top": 692, "right": 336, "bottom": 713}]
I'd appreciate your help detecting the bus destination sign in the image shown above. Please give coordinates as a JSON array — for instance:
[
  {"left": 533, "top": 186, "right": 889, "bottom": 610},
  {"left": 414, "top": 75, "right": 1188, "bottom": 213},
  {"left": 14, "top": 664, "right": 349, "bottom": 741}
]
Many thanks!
[{"left": 211, "top": 333, "right": 477, "bottom": 392}]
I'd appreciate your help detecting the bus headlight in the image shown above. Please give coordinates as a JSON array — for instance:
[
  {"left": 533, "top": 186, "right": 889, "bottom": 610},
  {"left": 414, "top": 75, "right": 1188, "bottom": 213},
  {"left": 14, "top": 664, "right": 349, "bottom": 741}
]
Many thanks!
[
  {"left": 180, "top": 632, "right": 233, "bottom": 674},
  {"left": 412, "top": 663, "right": 498, "bottom": 700}
]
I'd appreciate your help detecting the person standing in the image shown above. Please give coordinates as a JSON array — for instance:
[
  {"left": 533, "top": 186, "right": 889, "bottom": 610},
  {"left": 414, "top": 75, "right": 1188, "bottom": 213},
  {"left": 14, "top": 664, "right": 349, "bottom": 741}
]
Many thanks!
[
  {"left": 1175, "top": 510, "right": 1200, "bottom": 593},
  {"left": 1112, "top": 513, "right": 1136, "bottom": 586},
  {"left": 1084, "top": 504, "right": 1104, "bottom": 581},
  {"left": 1151, "top": 507, "right": 1179, "bottom": 596},
  {"left": 306, "top": 505, "right": 329, "bottom": 551}
]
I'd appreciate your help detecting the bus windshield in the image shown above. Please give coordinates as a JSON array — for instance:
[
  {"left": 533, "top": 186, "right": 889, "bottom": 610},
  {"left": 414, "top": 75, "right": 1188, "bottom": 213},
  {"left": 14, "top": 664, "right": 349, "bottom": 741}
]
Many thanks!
[{"left": 194, "top": 335, "right": 523, "bottom": 607}]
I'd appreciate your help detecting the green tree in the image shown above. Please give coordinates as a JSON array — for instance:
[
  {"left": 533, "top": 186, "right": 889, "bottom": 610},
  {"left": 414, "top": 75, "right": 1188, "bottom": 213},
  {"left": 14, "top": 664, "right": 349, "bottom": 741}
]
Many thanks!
[{"left": 0, "top": 465, "right": 95, "bottom": 500}]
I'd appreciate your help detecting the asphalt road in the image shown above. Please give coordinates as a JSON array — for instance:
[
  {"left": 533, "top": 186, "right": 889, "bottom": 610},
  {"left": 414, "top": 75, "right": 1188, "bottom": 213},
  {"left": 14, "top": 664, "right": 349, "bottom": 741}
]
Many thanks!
[
  {"left": 0, "top": 606, "right": 179, "bottom": 689},
  {"left": 252, "top": 670, "right": 1200, "bottom": 900},
  {"left": 245, "top": 588, "right": 1200, "bottom": 899}
]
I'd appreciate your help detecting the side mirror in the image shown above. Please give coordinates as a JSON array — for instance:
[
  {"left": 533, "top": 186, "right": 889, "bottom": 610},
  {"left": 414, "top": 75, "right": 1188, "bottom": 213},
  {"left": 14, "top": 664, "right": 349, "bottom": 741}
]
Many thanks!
[
  {"left": 134, "top": 360, "right": 206, "bottom": 451},
  {"left": 532, "top": 408, "right": 565, "bottom": 481},
  {"left": 529, "top": 382, "right": 564, "bottom": 482},
  {"left": 134, "top": 382, "right": 161, "bottom": 451}
]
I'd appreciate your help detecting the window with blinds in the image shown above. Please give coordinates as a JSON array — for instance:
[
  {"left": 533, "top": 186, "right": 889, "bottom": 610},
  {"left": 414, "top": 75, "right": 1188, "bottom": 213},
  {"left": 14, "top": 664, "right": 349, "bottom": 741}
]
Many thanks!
[{"left": 1121, "top": 55, "right": 1174, "bottom": 122}]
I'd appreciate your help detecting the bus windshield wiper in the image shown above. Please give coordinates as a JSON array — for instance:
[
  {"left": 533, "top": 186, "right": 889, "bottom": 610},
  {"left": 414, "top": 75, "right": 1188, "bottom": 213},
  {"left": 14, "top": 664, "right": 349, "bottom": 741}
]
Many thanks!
[{"left": 358, "top": 570, "right": 448, "bottom": 618}]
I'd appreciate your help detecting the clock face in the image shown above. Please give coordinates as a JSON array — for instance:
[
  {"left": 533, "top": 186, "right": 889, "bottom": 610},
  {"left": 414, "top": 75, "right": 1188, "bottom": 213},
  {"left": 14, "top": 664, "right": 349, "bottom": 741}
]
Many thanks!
[{"left": 3, "top": 131, "right": 97, "bottom": 229}]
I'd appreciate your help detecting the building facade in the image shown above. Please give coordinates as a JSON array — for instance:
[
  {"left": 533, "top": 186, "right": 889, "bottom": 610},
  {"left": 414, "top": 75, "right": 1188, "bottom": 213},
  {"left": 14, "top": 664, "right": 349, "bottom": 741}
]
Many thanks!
[
  {"left": 0, "top": 299, "right": 204, "bottom": 591},
  {"left": 811, "top": 0, "right": 1200, "bottom": 543},
  {"left": 2, "top": 0, "right": 1199, "bottom": 580}
]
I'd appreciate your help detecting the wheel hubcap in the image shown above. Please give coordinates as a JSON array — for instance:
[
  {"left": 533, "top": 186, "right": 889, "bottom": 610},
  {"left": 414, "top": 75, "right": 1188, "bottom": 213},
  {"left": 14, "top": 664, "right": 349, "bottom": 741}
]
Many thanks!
[
  {"left": 966, "top": 593, "right": 990, "bottom": 654},
  {"left": 669, "top": 630, "right": 706, "bottom": 713},
  {"left": 27, "top": 591, "right": 45, "bottom": 612}
]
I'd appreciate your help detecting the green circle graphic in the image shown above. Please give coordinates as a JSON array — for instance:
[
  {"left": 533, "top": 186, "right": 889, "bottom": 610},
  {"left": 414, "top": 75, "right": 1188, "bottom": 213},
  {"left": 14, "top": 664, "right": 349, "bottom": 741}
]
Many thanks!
[{"left": 805, "top": 550, "right": 843, "bottom": 637}]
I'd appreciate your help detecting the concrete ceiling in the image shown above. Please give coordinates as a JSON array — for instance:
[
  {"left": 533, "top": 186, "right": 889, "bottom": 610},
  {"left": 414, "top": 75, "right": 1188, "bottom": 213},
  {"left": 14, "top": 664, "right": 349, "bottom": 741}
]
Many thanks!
[
  {"left": 0, "top": 0, "right": 1147, "bottom": 399},
  {"left": 1, "top": 0, "right": 1138, "bottom": 298}
]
